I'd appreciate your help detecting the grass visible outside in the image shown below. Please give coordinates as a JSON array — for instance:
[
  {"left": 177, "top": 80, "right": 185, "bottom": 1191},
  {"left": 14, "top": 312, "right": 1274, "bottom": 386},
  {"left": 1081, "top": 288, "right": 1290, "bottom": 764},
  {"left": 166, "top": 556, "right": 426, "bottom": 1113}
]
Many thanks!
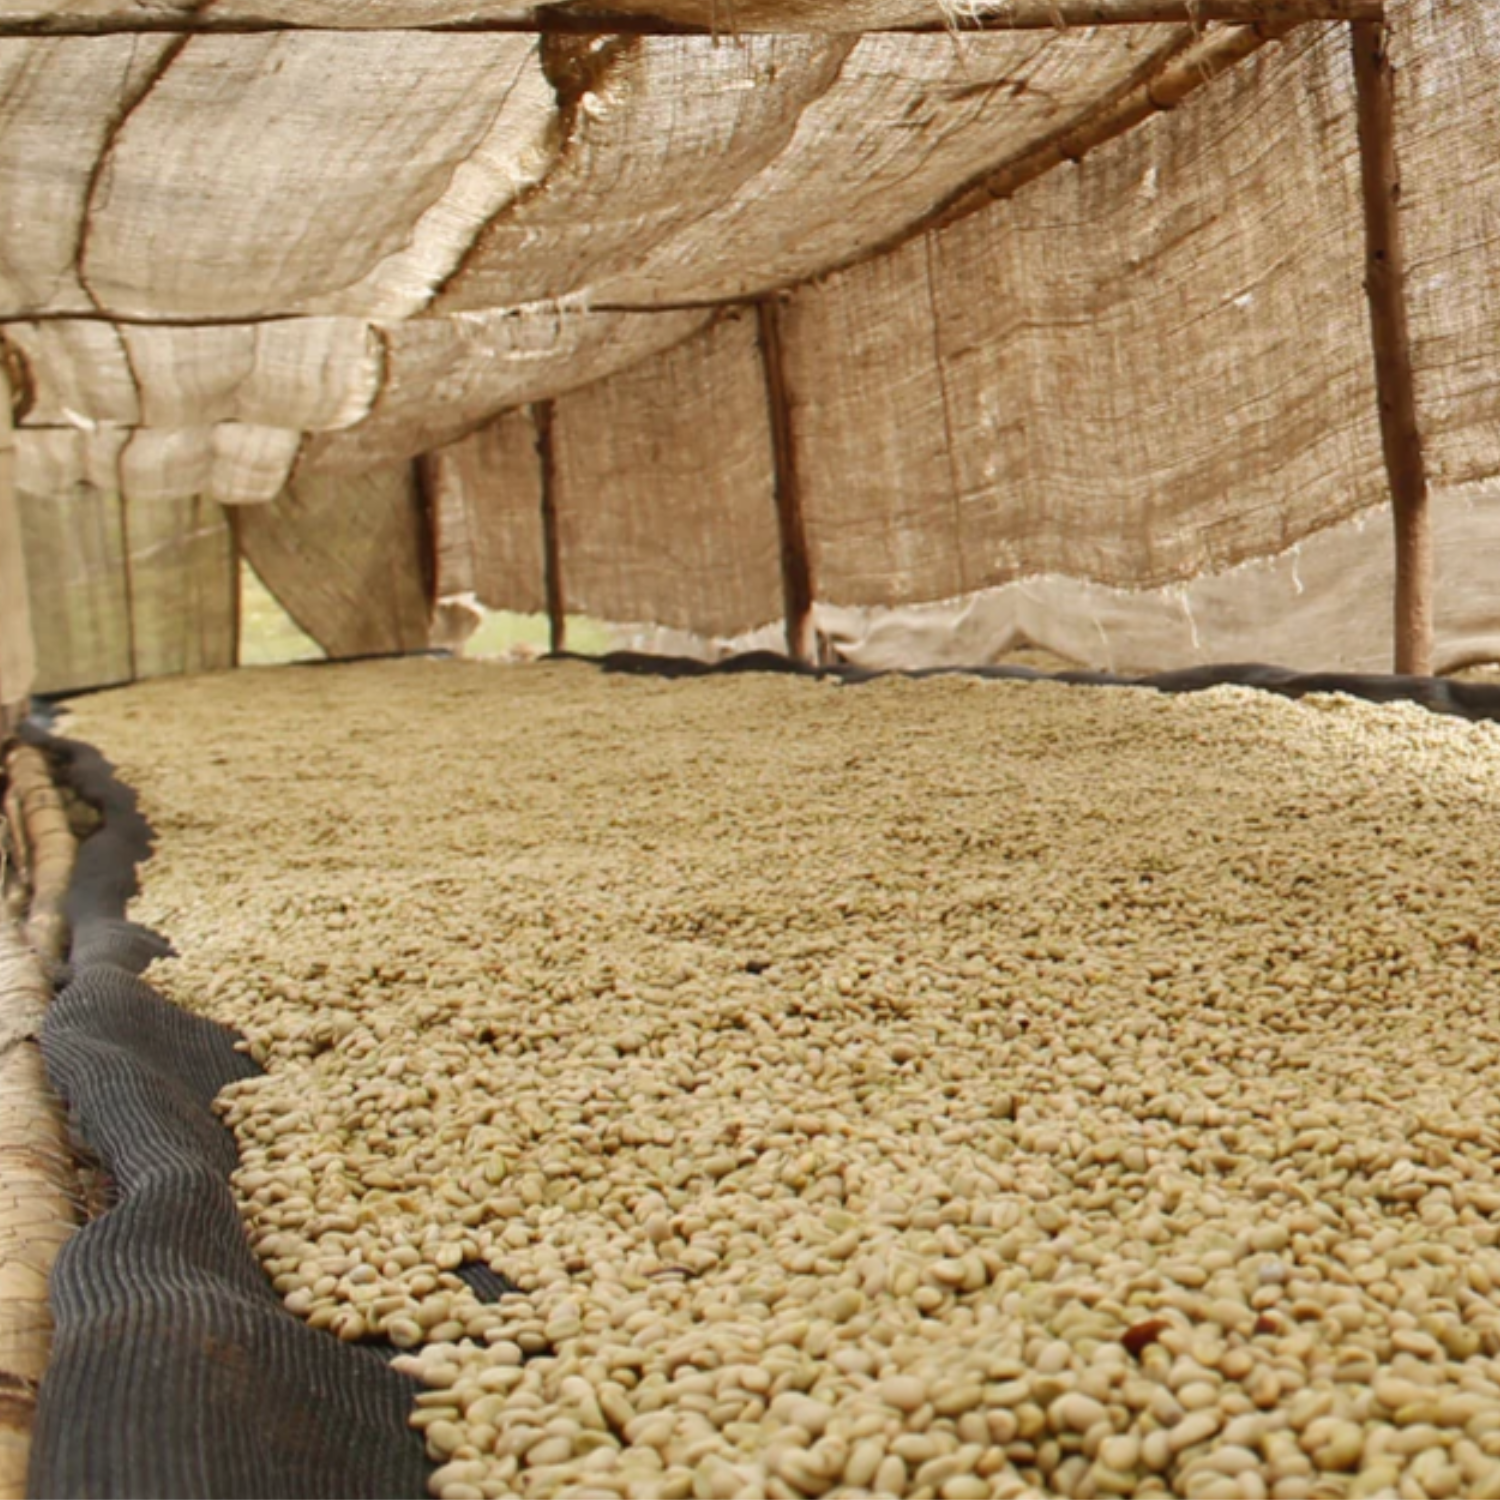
[
  {"left": 463, "top": 609, "right": 613, "bottom": 659},
  {"left": 238, "top": 561, "right": 325, "bottom": 666},
  {"left": 237, "top": 561, "right": 614, "bottom": 666}
]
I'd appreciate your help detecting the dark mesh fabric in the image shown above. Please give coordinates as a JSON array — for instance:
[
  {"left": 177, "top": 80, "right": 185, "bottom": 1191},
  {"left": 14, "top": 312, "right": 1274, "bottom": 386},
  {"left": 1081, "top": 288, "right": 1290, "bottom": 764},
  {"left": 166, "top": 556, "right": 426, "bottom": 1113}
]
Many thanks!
[
  {"left": 583, "top": 648, "right": 1500, "bottom": 724},
  {"left": 65, "top": 919, "right": 175, "bottom": 982},
  {"left": 454, "top": 1260, "right": 520, "bottom": 1303},
  {"left": 43, "top": 977, "right": 258, "bottom": 1188},
  {"left": 23, "top": 727, "right": 430, "bottom": 1500}
]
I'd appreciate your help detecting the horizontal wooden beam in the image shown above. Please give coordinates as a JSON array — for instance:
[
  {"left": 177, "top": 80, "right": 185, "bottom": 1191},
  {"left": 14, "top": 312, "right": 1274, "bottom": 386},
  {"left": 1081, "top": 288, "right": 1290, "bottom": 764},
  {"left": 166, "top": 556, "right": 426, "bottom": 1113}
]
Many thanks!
[
  {"left": 0, "top": 0, "right": 1376, "bottom": 37},
  {"left": 925, "top": 18, "right": 1300, "bottom": 237},
  {"left": 908, "top": 0, "right": 1377, "bottom": 26}
]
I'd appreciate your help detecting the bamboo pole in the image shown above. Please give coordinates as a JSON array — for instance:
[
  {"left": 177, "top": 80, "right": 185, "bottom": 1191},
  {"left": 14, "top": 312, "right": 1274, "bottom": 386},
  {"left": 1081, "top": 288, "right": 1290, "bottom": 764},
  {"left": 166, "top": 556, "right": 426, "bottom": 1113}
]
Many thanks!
[
  {"left": 532, "top": 401, "right": 567, "bottom": 656},
  {"left": 1350, "top": 18, "right": 1431, "bottom": 677},
  {"left": 0, "top": 781, "right": 25, "bottom": 910},
  {"left": 3, "top": 747, "right": 74, "bottom": 968},
  {"left": 0, "top": 923, "right": 75, "bottom": 1500},
  {"left": 0, "top": 736, "right": 79, "bottom": 1498},
  {"left": 0, "top": 360, "right": 32, "bottom": 741},
  {"left": 0, "top": 0, "right": 1379, "bottom": 35},
  {"left": 754, "top": 299, "right": 815, "bottom": 665},
  {"left": 921, "top": 0, "right": 1378, "bottom": 23}
]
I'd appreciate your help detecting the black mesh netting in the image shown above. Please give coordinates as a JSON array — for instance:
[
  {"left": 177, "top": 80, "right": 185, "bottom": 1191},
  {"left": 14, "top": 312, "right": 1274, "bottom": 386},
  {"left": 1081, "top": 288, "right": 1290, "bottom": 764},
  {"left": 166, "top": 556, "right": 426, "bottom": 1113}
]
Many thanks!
[
  {"left": 574, "top": 648, "right": 1500, "bottom": 723},
  {"left": 22, "top": 728, "right": 431, "bottom": 1500}
]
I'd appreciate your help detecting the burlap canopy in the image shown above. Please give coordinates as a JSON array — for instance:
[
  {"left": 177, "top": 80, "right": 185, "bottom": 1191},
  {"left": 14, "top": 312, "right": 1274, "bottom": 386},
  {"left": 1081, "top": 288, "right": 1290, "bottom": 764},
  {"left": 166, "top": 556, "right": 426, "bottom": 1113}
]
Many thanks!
[{"left": 0, "top": 0, "right": 1493, "bottom": 700}]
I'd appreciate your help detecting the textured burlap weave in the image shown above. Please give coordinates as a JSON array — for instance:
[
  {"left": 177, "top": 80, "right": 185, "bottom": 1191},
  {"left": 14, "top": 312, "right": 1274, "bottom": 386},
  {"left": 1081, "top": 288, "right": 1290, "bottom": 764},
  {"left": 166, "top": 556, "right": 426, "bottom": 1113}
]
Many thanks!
[{"left": 4, "top": 4, "right": 1498, "bottom": 686}]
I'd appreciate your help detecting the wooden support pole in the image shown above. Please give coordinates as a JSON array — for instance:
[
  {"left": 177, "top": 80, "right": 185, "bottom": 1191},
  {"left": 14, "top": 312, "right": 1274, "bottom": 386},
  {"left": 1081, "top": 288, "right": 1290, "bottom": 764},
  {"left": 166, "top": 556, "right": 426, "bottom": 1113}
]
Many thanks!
[
  {"left": 754, "top": 298, "right": 815, "bottom": 665},
  {"left": 410, "top": 453, "right": 441, "bottom": 620},
  {"left": 1351, "top": 18, "right": 1432, "bottom": 677},
  {"left": 227, "top": 509, "right": 243, "bottom": 671},
  {"left": 0, "top": 361, "right": 33, "bottom": 741},
  {"left": 532, "top": 401, "right": 567, "bottom": 656}
]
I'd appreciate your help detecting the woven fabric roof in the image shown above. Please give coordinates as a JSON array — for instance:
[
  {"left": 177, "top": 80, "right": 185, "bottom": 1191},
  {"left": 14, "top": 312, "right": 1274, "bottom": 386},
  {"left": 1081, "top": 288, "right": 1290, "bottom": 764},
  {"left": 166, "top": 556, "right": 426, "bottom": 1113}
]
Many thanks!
[
  {"left": 2, "top": 0, "right": 1497, "bottom": 700},
  {"left": 5, "top": 21, "right": 1191, "bottom": 497}
]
